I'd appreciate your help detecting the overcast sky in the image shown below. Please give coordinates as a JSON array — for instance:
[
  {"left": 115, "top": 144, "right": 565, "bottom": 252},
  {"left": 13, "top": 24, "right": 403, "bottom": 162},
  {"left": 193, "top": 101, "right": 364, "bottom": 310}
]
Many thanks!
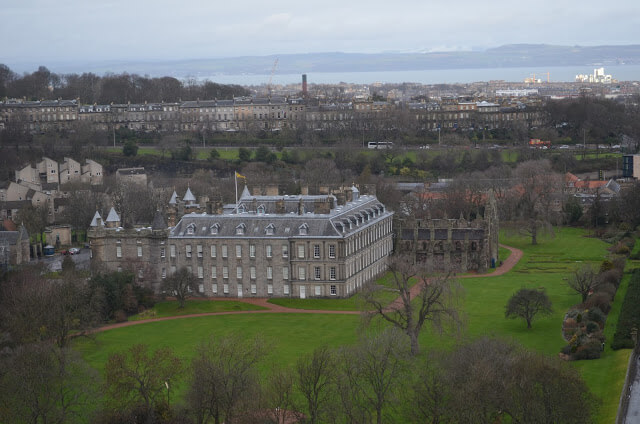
[{"left": 2, "top": 0, "right": 639, "bottom": 68}]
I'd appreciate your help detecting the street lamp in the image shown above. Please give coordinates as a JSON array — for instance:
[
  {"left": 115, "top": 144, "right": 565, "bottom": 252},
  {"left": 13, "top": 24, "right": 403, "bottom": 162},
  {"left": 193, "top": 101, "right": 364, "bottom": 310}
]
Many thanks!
[{"left": 165, "top": 379, "right": 170, "bottom": 407}]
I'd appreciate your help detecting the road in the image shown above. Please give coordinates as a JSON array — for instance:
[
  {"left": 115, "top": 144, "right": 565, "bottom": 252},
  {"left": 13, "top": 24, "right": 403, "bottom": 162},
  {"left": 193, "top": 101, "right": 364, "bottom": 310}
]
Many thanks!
[
  {"left": 38, "top": 248, "right": 91, "bottom": 271},
  {"left": 625, "top": 355, "right": 640, "bottom": 423}
]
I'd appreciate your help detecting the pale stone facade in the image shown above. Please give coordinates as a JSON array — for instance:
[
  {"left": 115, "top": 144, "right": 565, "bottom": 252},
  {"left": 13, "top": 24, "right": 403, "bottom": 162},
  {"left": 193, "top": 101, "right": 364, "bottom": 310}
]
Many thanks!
[{"left": 88, "top": 187, "right": 394, "bottom": 298}]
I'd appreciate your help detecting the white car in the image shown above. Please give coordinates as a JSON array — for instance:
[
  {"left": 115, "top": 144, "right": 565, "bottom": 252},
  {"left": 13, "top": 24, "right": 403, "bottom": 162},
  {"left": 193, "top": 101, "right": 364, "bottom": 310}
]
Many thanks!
[
  {"left": 559, "top": 145, "right": 570, "bottom": 149},
  {"left": 68, "top": 247, "right": 80, "bottom": 255}
]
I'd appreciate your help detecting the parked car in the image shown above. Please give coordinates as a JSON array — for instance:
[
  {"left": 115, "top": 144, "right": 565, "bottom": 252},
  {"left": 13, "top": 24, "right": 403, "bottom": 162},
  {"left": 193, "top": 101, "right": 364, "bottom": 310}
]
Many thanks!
[
  {"left": 559, "top": 145, "right": 570, "bottom": 149},
  {"left": 69, "top": 247, "right": 80, "bottom": 255}
]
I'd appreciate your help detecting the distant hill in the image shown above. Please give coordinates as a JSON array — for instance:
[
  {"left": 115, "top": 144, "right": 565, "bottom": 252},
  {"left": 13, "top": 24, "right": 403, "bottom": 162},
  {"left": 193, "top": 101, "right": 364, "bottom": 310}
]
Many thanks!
[{"left": 26, "top": 44, "right": 640, "bottom": 77}]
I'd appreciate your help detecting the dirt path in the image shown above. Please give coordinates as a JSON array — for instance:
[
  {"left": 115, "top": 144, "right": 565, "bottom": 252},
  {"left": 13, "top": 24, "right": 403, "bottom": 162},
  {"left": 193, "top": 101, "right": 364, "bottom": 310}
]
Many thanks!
[{"left": 96, "top": 244, "right": 523, "bottom": 333}]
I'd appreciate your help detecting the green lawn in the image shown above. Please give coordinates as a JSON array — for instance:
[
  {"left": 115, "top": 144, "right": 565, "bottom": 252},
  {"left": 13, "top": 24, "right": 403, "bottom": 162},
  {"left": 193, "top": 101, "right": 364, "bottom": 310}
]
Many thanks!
[
  {"left": 74, "top": 227, "right": 630, "bottom": 423},
  {"left": 447, "top": 227, "right": 626, "bottom": 423},
  {"left": 268, "top": 271, "right": 401, "bottom": 311},
  {"left": 74, "top": 314, "right": 362, "bottom": 400},
  {"left": 268, "top": 297, "right": 363, "bottom": 311},
  {"left": 128, "top": 299, "right": 268, "bottom": 321}
]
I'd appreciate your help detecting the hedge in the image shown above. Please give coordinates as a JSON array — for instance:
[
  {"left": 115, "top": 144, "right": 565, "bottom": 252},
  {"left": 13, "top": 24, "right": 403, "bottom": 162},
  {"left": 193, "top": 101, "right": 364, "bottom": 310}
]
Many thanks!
[{"left": 612, "top": 269, "right": 640, "bottom": 350}]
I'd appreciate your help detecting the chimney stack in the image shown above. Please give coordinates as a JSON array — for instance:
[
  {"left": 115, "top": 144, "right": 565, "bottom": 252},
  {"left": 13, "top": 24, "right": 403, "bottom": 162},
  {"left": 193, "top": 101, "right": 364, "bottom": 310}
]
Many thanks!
[{"left": 302, "top": 74, "right": 307, "bottom": 97}]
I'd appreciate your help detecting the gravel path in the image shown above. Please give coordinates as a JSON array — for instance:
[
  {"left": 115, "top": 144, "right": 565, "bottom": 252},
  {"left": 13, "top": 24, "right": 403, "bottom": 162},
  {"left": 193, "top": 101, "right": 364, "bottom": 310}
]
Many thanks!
[{"left": 97, "top": 244, "right": 523, "bottom": 333}]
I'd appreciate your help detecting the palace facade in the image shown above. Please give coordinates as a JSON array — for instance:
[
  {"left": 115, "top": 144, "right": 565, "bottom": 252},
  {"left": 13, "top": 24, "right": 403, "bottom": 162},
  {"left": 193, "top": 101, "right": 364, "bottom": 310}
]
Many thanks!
[{"left": 88, "top": 186, "right": 394, "bottom": 298}]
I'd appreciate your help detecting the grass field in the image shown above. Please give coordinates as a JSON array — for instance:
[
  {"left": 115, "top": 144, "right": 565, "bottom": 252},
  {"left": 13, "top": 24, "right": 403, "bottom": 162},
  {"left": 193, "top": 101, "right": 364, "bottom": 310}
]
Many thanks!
[
  {"left": 73, "top": 227, "right": 631, "bottom": 423},
  {"left": 128, "top": 299, "right": 268, "bottom": 321}
]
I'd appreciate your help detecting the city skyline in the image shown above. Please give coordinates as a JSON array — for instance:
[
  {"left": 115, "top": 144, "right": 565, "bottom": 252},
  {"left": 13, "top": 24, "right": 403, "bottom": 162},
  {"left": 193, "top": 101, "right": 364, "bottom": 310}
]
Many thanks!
[{"left": 2, "top": 0, "right": 639, "bottom": 70}]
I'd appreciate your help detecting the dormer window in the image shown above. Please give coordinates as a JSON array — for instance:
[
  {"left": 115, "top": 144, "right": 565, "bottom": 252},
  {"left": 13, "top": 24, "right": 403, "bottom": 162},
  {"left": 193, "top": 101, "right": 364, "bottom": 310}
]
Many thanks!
[
  {"left": 265, "top": 223, "right": 275, "bottom": 235},
  {"left": 186, "top": 223, "right": 196, "bottom": 235},
  {"left": 236, "top": 223, "right": 246, "bottom": 235},
  {"left": 238, "top": 204, "right": 246, "bottom": 213},
  {"left": 257, "top": 204, "right": 266, "bottom": 214},
  {"left": 299, "top": 223, "right": 309, "bottom": 236},
  {"left": 210, "top": 223, "right": 220, "bottom": 235}
]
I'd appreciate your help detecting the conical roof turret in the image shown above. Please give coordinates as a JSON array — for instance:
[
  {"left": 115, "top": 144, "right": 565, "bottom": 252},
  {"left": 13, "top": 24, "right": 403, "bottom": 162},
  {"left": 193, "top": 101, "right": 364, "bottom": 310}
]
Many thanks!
[{"left": 183, "top": 187, "right": 196, "bottom": 202}]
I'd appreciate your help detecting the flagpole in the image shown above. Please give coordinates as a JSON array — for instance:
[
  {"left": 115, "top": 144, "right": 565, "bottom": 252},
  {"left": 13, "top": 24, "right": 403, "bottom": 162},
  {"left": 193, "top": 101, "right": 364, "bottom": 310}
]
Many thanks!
[{"left": 234, "top": 171, "right": 238, "bottom": 214}]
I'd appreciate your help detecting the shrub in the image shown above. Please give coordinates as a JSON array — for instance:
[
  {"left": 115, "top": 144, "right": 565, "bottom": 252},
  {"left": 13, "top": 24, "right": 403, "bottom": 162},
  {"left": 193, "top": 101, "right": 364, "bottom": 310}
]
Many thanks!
[
  {"left": 584, "top": 293, "right": 612, "bottom": 314},
  {"left": 612, "top": 243, "right": 631, "bottom": 256},
  {"left": 114, "top": 309, "right": 127, "bottom": 323},
  {"left": 600, "top": 260, "right": 614, "bottom": 273},
  {"left": 585, "top": 321, "right": 600, "bottom": 334},
  {"left": 598, "top": 269, "right": 623, "bottom": 289},
  {"left": 564, "top": 317, "right": 578, "bottom": 328},
  {"left": 587, "top": 308, "right": 607, "bottom": 326},
  {"left": 612, "top": 256, "right": 627, "bottom": 271},
  {"left": 596, "top": 282, "right": 617, "bottom": 300},
  {"left": 572, "top": 340, "right": 603, "bottom": 360}
]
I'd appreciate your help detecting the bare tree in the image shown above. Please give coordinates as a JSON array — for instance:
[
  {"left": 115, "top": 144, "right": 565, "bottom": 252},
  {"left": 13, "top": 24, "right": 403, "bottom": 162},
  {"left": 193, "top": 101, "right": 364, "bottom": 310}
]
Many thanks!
[
  {"left": 162, "top": 267, "right": 201, "bottom": 308},
  {"left": 262, "top": 366, "right": 298, "bottom": 424},
  {"left": 505, "top": 288, "right": 553, "bottom": 329},
  {"left": 336, "top": 328, "right": 410, "bottom": 424},
  {"left": 15, "top": 204, "right": 48, "bottom": 239},
  {"left": 301, "top": 158, "right": 341, "bottom": 194},
  {"left": 408, "top": 353, "right": 452, "bottom": 424},
  {"left": 507, "top": 160, "right": 562, "bottom": 245},
  {"left": 296, "top": 345, "right": 336, "bottom": 424},
  {"left": 363, "top": 254, "right": 463, "bottom": 356},
  {"left": 105, "top": 344, "right": 182, "bottom": 422},
  {"left": 187, "top": 335, "right": 266, "bottom": 424},
  {"left": 60, "top": 184, "right": 108, "bottom": 230},
  {"left": 568, "top": 265, "right": 598, "bottom": 303},
  {"left": 0, "top": 268, "right": 101, "bottom": 348},
  {"left": 410, "top": 337, "right": 595, "bottom": 424},
  {"left": 0, "top": 343, "right": 100, "bottom": 424}
]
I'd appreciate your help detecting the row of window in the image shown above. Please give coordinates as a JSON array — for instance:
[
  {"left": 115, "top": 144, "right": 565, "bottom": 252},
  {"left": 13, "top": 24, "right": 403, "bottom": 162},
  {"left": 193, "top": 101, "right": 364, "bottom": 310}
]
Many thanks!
[
  {"left": 161, "top": 264, "right": 337, "bottom": 282},
  {"left": 162, "top": 243, "right": 337, "bottom": 260},
  {"left": 345, "top": 218, "right": 391, "bottom": 256},
  {"left": 193, "top": 283, "right": 337, "bottom": 296}
]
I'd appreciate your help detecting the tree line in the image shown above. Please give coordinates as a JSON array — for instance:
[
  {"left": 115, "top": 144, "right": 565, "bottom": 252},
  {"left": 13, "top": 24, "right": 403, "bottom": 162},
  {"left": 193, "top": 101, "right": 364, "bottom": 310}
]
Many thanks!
[{"left": 0, "top": 64, "right": 250, "bottom": 104}]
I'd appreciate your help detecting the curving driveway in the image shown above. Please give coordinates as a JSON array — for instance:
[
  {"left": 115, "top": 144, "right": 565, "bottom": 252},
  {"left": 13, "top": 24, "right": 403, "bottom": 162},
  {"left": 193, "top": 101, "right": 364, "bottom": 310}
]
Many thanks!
[{"left": 97, "top": 244, "right": 523, "bottom": 333}]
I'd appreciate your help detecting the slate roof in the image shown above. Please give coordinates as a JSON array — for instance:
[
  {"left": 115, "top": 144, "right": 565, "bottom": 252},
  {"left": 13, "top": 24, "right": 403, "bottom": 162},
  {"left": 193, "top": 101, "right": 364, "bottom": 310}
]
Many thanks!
[
  {"left": 0, "top": 232, "right": 19, "bottom": 245},
  {"left": 171, "top": 195, "right": 390, "bottom": 240},
  {"left": 152, "top": 211, "right": 167, "bottom": 230},
  {"left": 183, "top": 187, "right": 196, "bottom": 202},
  {"left": 90, "top": 211, "right": 104, "bottom": 227},
  {"left": 168, "top": 191, "right": 178, "bottom": 205},
  {"left": 106, "top": 207, "right": 120, "bottom": 223}
]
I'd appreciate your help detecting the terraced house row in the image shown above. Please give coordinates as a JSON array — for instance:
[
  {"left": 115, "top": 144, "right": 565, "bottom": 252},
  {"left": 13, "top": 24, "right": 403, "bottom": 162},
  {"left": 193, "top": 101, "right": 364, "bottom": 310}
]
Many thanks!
[{"left": 1, "top": 95, "right": 544, "bottom": 134}]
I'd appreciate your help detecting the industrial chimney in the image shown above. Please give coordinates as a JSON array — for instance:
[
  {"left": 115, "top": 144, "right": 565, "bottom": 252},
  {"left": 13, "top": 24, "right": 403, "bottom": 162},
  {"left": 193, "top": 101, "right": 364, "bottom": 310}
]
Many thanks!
[{"left": 302, "top": 74, "right": 307, "bottom": 97}]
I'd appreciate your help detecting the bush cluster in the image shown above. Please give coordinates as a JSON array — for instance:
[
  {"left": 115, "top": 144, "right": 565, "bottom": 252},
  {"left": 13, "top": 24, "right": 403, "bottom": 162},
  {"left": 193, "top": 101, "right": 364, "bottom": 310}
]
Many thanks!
[{"left": 562, "top": 257, "right": 626, "bottom": 359}]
